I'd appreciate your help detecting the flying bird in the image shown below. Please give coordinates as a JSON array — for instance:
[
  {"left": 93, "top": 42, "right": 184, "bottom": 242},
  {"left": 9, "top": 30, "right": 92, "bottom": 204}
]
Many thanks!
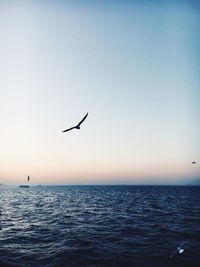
[
  {"left": 192, "top": 161, "right": 197, "bottom": 164},
  {"left": 27, "top": 176, "right": 30, "bottom": 182},
  {"left": 62, "top": 113, "right": 88, "bottom": 133},
  {"left": 170, "top": 241, "right": 189, "bottom": 258}
]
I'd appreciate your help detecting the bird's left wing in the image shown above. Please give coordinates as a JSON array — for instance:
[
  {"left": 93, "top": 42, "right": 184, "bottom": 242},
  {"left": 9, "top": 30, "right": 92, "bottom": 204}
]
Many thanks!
[{"left": 62, "top": 126, "right": 75, "bottom": 132}]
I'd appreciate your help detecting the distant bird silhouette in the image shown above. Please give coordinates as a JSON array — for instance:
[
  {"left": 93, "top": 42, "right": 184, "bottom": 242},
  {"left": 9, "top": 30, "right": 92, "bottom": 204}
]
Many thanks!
[
  {"left": 62, "top": 113, "right": 88, "bottom": 132},
  {"left": 192, "top": 161, "right": 197, "bottom": 164},
  {"left": 27, "top": 176, "right": 30, "bottom": 182},
  {"left": 170, "top": 241, "right": 189, "bottom": 258}
]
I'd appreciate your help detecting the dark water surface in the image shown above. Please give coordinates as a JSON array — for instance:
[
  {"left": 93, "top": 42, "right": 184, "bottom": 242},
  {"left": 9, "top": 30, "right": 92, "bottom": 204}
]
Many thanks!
[{"left": 0, "top": 185, "right": 200, "bottom": 267}]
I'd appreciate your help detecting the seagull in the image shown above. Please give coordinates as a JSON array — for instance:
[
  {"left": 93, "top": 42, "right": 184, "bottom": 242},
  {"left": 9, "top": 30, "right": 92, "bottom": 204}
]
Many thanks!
[
  {"left": 62, "top": 113, "right": 88, "bottom": 132},
  {"left": 27, "top": 176, "right": 30, "bottom": 182},
  {"left": 192, "top": 161, "right": 197, "bottom": 164},
  {"left": 170, "top": 241, "right": 189, "bottom": 258}
]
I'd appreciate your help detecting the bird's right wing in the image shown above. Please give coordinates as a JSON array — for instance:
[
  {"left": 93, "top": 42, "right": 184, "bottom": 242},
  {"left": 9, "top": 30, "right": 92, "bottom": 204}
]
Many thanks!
[
  {"left": 62, "top": 127, "right": 75, "bottom": 132},
  {"left": 179, "top": 241, "right": 189, "bottom": 247},
  {"left": 77, "top": 112, "right": 88, "bottom": 127}
]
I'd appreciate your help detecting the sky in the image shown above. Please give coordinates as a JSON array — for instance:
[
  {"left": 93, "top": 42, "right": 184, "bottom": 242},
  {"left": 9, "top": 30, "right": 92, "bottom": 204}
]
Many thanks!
[{"left": 0, "top": 0, "right": 199, "bottom": 185}]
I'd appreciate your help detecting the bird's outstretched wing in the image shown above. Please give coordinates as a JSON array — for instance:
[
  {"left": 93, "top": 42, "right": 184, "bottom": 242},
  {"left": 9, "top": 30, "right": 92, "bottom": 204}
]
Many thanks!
[
  {"left": 62, "top": 126, "right": 76, "bottom": 132},
  {"left": 179, "top": 241, "right": 189, "bottom": 247},
  {"left": 77, "top": 113, "right": 88, "bottom": 127}
]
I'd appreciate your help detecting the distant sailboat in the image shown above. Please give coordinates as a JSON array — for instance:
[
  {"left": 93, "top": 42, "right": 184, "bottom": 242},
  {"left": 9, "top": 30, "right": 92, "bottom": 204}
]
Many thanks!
[{"left": 19, "top": 176, "right": 30, "bottom": 188}]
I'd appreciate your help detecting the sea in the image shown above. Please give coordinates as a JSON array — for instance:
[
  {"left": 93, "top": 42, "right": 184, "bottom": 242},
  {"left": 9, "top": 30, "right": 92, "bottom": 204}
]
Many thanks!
[{"left": 0, "top": 185, "right": 200, "bottom": 267}]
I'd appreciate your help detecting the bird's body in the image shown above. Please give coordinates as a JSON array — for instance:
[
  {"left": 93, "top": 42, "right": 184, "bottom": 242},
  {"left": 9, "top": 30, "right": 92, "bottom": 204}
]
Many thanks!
[
  {"left": 192, "top": 161, "right": 197, "bottom": 164},
  {"left": 62, "top": 113, "right": 88, "bottom": 133}
]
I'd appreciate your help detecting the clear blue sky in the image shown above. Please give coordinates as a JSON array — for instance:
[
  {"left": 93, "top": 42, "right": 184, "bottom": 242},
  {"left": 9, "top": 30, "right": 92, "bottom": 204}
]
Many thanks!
[{"left": 0, "top": 0, "right": 199, "bottom": 185}]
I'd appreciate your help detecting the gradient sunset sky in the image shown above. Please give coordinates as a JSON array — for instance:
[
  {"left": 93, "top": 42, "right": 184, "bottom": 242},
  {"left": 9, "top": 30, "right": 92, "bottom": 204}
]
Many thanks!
[{"left": 0, "top": 0, "right": 199, "bottom": 185}]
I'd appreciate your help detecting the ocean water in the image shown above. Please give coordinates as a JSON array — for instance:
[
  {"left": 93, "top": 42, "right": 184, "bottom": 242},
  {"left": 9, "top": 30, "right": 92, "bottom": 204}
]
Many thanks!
[{"left": 0, "top": 185, "right": 200, "bottom": 267}]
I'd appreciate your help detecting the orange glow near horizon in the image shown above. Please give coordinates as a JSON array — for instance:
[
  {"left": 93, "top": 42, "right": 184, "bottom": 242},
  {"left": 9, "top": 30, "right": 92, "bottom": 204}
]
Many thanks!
[{"left": 1, "top": 160, "right": 200, "bottom": 185}]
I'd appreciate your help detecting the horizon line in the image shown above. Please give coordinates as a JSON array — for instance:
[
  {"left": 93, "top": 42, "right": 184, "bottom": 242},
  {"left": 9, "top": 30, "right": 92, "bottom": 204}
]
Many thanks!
[{"left": 1, "top": 184, "right": 200, "bottom": 187}]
